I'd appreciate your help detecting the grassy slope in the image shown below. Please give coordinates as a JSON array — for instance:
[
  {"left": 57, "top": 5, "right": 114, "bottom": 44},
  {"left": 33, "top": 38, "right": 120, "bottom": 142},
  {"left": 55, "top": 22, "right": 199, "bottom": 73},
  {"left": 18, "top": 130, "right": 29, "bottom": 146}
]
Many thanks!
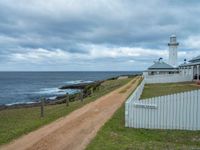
[
  {"left": 87, "top": 82, "right": 200, "bottom": 150},
  {"left": 0, "top": 77, "right": 132, "bottom": 145},
  {"left": 141, "top": 82, "right": 200, "bottom": 99}
]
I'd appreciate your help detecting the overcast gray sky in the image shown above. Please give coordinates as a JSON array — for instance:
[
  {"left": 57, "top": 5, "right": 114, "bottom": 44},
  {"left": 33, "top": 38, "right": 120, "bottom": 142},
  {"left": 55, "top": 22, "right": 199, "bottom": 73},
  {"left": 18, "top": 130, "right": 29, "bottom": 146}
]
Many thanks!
[{"left": 0, "top": 0, "right": 200, "bottom": 71}]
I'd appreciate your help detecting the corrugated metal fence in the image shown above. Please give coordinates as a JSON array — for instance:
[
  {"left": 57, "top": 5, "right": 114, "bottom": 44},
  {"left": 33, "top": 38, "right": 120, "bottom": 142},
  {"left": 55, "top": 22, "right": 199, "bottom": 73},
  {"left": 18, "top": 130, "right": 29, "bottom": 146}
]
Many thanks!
[{"left": 125, "top": 79, "right": 200, "bottom": 130}]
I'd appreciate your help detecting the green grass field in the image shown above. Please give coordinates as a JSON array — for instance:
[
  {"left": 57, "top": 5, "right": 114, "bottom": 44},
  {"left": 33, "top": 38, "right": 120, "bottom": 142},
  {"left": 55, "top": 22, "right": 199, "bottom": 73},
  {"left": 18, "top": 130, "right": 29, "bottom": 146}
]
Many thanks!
[
  {"left": 141, "top": 82, "right": 200, "bottom": 99},
  {"left": 87, "top": 82, "right": 200, "bottom": 150},
  {"left": 0, "top": 77, "right": 132, "bottom": 145}
]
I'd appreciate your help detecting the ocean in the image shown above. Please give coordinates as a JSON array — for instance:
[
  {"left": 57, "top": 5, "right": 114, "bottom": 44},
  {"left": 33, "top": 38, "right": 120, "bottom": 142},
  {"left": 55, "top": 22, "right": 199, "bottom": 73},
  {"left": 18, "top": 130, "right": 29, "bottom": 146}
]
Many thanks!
[{"left": 0, "top": 71, "right": 140, "bottom": 105}]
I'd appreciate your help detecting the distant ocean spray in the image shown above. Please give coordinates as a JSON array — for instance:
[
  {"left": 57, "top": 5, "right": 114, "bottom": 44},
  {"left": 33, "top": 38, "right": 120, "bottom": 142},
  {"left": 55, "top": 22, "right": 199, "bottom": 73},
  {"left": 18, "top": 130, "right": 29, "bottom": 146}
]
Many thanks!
[{"left": 0, "top": 71, "right": 140, "bottom": 105}]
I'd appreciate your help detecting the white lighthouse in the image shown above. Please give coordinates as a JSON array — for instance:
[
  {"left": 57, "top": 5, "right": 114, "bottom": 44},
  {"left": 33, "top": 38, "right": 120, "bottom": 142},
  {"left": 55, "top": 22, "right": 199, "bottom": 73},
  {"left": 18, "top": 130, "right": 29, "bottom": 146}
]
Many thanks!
[{"left": 168, "top": 34, "right": 179, "bottom": 67}]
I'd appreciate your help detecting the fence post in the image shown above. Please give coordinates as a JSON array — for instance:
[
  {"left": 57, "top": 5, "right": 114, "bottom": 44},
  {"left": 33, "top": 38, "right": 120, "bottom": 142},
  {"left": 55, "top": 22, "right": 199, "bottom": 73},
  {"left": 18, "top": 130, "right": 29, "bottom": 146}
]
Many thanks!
[
  {"left": 80, "top": 90, "right": 84, "bottom": 102},
  {"left": 90, "top": 88, "right": 93, "bottom": 96},
  {"left": 40, "top": 98, "right": 44, "bottom": 118},
  {"left": 96, "top": 86, "right": 100, "bottom": 91},
  {"left": 66, "top": 93, "right": 69, "bottom": 106}
]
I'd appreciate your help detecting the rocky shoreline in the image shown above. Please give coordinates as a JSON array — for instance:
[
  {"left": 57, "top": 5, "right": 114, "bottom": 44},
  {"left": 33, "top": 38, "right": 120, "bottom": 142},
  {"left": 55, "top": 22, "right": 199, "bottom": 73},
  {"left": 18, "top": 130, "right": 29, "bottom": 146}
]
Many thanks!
[
  {"left": 0, "top": 80, "right": 104, "bottom": 111},
  {"left": 59, "top": 81, "right": 103, "bottom": 89}
]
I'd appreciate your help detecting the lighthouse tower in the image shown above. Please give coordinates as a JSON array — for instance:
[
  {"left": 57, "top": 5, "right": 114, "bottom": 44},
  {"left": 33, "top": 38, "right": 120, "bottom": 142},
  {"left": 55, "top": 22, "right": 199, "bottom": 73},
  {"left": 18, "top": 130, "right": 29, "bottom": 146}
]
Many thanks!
[{"left": 168, "top": 34, "right": 179, "bottom": 67}]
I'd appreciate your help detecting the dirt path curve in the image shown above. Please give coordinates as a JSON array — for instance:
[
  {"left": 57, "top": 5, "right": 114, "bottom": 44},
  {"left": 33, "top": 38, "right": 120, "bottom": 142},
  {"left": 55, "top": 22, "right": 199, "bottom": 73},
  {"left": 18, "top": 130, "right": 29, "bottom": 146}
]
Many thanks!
[{"left": 1, "top": 77, "right": 140, "bottom": 150}]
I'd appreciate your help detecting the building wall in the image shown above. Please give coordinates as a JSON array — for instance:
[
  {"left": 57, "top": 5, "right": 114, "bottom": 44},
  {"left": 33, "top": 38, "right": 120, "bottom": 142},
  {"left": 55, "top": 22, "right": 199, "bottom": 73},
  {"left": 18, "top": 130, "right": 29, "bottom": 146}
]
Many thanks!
[{"left": 144, "top": 74, "right": 192, "bottom": 84}]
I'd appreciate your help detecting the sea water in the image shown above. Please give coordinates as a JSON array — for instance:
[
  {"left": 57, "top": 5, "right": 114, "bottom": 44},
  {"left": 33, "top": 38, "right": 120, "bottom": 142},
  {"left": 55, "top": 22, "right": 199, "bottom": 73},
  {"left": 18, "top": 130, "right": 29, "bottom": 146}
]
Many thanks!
[{"left": 0, "top": 71, "right": 140, "bottom": 105}]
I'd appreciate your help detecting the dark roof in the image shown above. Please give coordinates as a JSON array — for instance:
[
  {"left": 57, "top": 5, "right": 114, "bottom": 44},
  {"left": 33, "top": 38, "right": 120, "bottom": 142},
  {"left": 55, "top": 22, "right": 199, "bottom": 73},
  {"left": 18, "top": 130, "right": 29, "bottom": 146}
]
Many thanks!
[
  {"left": 148, "top": 61, "right": 175, "bottom": 70},
  {"left": 189, "top": 55, "right": 200, "bottom": 63},
  {"left": 179, "top": 61, "right": 200, "bottom": 67}
]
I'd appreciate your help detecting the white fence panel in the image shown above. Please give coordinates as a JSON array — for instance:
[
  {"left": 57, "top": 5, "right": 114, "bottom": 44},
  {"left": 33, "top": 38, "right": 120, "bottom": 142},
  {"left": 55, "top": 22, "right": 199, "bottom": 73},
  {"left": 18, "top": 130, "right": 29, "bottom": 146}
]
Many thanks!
[
  {"left": 125, "top": 79, "right": 145, "bottom": 127},
  {"left": 125, "top": 79, "right": 200, "bottom": 130},
  {"left": 144, "top": 74, "right": 192, "bottom": 84}
]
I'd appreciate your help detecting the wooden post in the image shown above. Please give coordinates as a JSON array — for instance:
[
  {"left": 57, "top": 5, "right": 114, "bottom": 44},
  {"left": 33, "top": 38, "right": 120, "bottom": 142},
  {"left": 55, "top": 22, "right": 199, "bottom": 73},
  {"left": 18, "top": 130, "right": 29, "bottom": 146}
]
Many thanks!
[
  {"left": 66, "top": 93, "right": 69, "bottom": 106},
  {"left": 80, "top": 90, "right": 83, "bottom": 102},
  {"left": 90, "top": 88, "right": 93, "bottom": 96},
  {"left": 40, "top": 98, "right": 44, "bottom": 118},
  {"left": 96, "top": 86, "right": 100, "bottom": 91}
]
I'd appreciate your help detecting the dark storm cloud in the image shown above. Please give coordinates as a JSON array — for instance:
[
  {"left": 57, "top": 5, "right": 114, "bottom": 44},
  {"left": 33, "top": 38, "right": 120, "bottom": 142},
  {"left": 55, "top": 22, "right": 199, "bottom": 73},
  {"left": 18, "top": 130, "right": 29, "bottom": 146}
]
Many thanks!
[{"left": 0, "top": 0, "right": 200, "bottom": 70}]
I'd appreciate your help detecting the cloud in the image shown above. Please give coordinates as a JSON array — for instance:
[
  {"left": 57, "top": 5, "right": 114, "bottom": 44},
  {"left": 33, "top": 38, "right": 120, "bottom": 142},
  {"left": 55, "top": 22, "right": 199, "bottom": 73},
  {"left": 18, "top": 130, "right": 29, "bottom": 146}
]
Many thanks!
[
  {"left": 0, "top": 0, "right": 200, "bottom": 70},
  {"left": 81, "top": 44, "right": 168, "bottom": 59},
  {"left": 11, "top": 48, "right": 69, "bottom": 64},
  {"left": 10, "top": 45, "right": 168, "bottom": 61},
  {"left": 183, "top": 35, "right": 200, "bottom": 49}
]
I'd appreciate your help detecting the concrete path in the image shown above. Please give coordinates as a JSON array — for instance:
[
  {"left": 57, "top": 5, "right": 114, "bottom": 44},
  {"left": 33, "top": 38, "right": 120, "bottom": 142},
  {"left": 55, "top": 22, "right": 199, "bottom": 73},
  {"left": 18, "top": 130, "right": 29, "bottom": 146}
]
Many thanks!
[{"left": 1, "top": 77, "right": 140, "bottom": 150}]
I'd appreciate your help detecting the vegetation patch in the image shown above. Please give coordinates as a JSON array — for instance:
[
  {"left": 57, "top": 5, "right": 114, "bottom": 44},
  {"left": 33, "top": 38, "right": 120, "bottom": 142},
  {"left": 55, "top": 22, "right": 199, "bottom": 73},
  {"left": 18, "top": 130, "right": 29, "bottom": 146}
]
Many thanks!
[{"left": 141, "top": 81, "right": 200, "bottom": 99}]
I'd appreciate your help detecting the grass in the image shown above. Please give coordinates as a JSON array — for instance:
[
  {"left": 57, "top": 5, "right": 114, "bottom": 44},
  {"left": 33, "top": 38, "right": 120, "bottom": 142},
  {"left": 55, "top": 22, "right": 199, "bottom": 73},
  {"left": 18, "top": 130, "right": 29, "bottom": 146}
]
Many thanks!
[
  {"left": 86, "top": 81, "right": 200, "bottom": 150},
  {"left": 141, "top": 81, "right": 200, "bottom": 99},
  {"left": 0, "top": 77, "right": 132, "bottom": 145}
]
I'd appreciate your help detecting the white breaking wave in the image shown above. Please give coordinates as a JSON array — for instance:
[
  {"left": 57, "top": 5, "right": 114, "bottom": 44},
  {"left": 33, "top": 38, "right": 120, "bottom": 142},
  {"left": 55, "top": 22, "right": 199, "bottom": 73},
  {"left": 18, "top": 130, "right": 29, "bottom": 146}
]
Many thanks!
[
  {"left": 64, "top": 80, "right": 93, "bottom": 85},
  {"left": 35, "top": 88, "right": 80, "bottom": 95},
  {"left": 5, "top": 101, "right": 37, "bottom": 106}
]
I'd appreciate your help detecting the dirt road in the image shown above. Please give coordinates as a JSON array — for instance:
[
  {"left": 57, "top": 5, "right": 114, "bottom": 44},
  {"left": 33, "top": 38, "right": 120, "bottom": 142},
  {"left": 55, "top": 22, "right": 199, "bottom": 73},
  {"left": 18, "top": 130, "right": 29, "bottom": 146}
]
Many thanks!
[{"left": 1, "top": 77, "right": 140, "bottom": 150}]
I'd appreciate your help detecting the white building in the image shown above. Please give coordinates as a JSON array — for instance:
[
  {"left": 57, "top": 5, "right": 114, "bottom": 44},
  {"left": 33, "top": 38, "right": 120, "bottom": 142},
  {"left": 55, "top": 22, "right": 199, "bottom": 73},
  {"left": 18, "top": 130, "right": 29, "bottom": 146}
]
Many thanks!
[
  {"left": 143, "top": 35, "right": 179, "bottom": 77},
  {"left": 180, "top": 56, "right": 200, "bottom": 80},
  {"left": 143, "top": 35, "right": 199, "bottom": 83},
  {"left": 143, "top": 58, "right": 179, "bottom": 77}
]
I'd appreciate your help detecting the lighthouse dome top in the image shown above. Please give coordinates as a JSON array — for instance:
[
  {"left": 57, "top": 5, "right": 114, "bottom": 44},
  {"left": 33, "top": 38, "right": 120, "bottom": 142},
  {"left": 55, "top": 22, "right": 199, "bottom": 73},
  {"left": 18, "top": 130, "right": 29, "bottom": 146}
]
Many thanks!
[
  {"left": 169, "top": 34, "right": 178, "bottom": 44},
  {"left": 170, "top": 34, "right": 176, "bottom": 38}
]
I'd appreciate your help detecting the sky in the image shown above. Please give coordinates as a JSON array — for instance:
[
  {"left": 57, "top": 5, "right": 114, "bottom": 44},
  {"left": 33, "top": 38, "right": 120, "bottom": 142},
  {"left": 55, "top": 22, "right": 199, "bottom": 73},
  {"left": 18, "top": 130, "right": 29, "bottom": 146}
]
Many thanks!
[{"left": 0, "top": 0, "right": 200, "bottom": 71}]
